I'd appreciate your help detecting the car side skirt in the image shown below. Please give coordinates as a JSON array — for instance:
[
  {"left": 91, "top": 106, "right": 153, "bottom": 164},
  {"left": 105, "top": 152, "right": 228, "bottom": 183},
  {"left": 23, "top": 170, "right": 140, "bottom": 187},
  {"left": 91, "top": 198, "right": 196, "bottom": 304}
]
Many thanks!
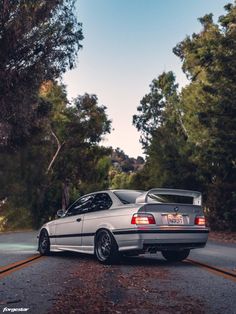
[{"left": 47, "top": 228, "right": 209, "bottom": 254}]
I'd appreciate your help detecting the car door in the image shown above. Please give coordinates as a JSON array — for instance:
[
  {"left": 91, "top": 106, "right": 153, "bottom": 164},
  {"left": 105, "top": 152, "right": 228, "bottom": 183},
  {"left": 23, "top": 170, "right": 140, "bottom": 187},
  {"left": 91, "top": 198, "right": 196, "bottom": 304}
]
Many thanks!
[
  {"left": 81, "top": 193, "right": 113, "bottom": 252},
  {"left": 54, "top": 194, "right": 95, "bottom": 248}
]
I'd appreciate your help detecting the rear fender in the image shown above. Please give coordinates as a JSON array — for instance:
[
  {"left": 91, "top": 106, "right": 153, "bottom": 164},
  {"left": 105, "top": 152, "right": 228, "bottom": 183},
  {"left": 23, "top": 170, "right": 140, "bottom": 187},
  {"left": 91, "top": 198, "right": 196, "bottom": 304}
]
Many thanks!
[{"left": 95, "top": 222, "right": 114, "bottom": 235}]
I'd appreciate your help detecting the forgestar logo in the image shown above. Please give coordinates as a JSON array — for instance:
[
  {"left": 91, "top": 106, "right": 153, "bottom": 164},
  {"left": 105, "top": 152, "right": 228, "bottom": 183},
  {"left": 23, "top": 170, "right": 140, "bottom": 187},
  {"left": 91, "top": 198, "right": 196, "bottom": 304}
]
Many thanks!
[{"left": 2, "top": 308, "right": 29, "bottom": 313}]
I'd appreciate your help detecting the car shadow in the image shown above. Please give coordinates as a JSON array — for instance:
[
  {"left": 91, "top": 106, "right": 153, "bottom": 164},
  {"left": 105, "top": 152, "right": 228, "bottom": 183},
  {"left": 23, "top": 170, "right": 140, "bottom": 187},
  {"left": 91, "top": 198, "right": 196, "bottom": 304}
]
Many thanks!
[
  {"left": 119, "top": 255, "right": 195, "bottom": 268},
  {"left": 48, "top": 251, "right": 194, "bottom": 268}
]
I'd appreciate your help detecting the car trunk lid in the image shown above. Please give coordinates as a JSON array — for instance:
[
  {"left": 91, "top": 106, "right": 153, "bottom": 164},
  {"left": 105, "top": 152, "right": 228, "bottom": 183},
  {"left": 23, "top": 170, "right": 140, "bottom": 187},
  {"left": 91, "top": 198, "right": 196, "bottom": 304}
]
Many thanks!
[
  {"left": 136, "top": 189, "right": 203, "bottom": 227},
  {"left": 139, "top": 203, "right": 203, "bottom": 226}
]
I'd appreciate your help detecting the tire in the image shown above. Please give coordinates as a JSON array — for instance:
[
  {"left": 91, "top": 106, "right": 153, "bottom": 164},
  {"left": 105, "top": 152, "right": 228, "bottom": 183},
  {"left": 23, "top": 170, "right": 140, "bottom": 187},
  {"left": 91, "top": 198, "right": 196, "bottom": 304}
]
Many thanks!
[
  {"left": 95, "top": 229, "right": 119, "bottom": 264},
  {"left": 161, "top": 249, "right": 190, "bottom": 262},
  {"left": 38, "top": 229, "right": 51, "bottom": 255}
]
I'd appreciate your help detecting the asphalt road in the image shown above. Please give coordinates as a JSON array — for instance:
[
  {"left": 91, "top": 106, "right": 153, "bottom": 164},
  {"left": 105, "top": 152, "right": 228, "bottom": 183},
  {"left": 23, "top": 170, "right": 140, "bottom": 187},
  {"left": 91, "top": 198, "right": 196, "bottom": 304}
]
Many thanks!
[
  {"left": 0, "top": 231, "right": 38, "bottom": 267},
  {"left": 0, "top": 231, "right": 235, "bottom": 314}
]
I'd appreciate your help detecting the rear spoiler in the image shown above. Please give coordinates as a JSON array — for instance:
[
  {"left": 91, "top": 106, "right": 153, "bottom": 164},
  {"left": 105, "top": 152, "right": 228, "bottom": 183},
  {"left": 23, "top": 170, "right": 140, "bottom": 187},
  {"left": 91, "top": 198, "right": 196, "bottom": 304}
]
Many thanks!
[{"left": 136, "top": 188, "right": 202, "bottom": 206}]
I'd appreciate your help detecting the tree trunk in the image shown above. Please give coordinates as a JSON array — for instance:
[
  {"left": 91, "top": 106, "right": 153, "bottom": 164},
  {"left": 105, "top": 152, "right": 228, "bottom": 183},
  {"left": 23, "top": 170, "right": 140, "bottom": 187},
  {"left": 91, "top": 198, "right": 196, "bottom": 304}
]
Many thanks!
[
  {"left": 62, "top": 180, "right": 70, "bottom": 211},
  {"left": 46, "top": 129, "right": 64, "bottom": 174}
]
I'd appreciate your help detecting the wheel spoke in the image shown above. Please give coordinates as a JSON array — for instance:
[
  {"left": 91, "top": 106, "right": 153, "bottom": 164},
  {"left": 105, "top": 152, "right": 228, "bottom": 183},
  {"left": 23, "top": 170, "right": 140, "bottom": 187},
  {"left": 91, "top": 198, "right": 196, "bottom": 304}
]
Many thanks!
[
  {"left": 39, "top": 231, "right": 50, "bottom": 254},
  {"left": 97, "top": 232, "right": 112, "bottom": 260}
]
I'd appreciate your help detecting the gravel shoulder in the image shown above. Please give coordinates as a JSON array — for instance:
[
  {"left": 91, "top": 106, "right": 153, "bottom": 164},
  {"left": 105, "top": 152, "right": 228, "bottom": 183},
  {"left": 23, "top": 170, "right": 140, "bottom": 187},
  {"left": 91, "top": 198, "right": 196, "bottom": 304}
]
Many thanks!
[{"left": 208, "top": 231, "right": 236, "bottom": 244}]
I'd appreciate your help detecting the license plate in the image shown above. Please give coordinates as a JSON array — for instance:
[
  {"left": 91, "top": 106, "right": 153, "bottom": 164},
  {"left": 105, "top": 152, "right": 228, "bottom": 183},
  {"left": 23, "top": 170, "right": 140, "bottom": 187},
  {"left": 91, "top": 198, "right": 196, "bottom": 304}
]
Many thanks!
[{"left": 168, "top": 214, "right": 184, "bottom": 225}]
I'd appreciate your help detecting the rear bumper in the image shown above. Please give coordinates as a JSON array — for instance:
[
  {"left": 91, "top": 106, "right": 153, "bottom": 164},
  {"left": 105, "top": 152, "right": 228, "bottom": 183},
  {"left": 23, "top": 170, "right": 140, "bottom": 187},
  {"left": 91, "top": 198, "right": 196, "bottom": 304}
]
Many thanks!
[{"left": 113, "top": 227, "right": 209, "bottom": 252}]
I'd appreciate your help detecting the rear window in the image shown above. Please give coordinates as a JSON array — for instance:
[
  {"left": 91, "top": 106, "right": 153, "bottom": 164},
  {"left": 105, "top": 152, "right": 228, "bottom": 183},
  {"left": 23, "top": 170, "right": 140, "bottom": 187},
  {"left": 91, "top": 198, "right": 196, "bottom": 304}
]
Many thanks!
[{"left": 113, "top": 190, "right": 143, "bottom": 204}]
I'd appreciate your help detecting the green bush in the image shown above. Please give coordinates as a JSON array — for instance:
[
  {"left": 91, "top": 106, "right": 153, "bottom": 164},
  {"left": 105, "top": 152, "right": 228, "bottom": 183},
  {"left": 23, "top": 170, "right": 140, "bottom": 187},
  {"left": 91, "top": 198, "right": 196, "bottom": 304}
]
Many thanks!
[{"left": 0, "top": 203, "right": 33, "bottom": 231}]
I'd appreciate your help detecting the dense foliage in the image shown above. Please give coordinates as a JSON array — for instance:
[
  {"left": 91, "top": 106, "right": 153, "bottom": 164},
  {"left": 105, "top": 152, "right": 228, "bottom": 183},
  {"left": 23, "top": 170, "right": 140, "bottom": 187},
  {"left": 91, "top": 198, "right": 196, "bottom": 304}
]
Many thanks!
[
  {"left": 0, "top": 1, "right": 112, "bottom": 229},
  {"left": 0, "top": 2, "right": 235, "bottom": 232},
  {"left": 0, "top": 83, "right": 112, "bottom": 228},
  {"left": 0, "top": 0, "right": 83, "bottom": 146},
  {"left": 109, "top": 148, "right": 144, "bottom": 189},
  {"left": 133, "top": 3, "right": 236, "bottom": 231}
]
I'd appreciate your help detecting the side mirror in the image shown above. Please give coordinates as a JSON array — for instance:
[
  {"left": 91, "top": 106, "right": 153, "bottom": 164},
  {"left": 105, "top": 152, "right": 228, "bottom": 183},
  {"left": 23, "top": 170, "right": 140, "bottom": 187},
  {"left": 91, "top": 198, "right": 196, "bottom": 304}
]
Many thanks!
[{"left": 57, "top": 209, "right": 65, "bottom": 218}]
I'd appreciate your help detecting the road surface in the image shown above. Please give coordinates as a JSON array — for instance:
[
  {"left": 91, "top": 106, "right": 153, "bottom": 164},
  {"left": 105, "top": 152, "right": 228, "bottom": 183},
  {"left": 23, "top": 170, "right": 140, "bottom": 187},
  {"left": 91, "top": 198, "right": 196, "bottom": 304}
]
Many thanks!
[{"left": 0, "top": 231, "right": 235, "bottom": 314}]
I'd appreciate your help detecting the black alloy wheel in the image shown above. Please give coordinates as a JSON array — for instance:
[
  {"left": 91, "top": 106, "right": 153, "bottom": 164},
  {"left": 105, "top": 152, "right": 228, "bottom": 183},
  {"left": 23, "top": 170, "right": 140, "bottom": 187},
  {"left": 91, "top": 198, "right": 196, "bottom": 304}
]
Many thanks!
[
  {"left": 161, "top": 249, "right": 190, "bottom": 262},
  {"left": 38, "top": 229, "right": 51, "bottom": 255},
  {"left": 95, "top": 230, "right": 119, "bottom": 264}
]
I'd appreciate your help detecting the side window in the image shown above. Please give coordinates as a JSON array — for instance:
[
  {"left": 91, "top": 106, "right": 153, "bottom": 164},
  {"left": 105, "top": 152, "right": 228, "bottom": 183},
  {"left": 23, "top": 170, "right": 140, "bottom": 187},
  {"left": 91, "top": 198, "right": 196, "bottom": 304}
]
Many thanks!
[
  {"left": 66, "top": 195, "right": 94, "bottom": 216},
  {"left": 90, "top": 193, "right": 112, "bottom": 212}
]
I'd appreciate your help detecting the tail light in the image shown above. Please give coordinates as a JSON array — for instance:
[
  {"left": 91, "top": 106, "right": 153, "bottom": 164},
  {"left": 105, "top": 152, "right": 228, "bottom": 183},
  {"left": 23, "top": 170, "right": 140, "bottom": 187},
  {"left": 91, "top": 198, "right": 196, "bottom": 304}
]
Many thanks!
[
  {"left": 195, "top": 216, "right": 206, "bottom": 226},
  {"left": 131, "top": 213, "right": 156, "bottom": 225}
]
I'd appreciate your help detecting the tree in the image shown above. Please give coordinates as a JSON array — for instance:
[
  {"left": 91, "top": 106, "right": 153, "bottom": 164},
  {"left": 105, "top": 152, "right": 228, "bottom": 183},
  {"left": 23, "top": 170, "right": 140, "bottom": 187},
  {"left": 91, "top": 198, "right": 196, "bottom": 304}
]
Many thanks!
[
  {"left": 0, "top": 83, "right": 112, "bottom": 228},
  {"left": 133, "top": 72, "right": 179, "bottom": 150},
  {"left": 173, "top": 3, "right": 236, "bottom": 230},
  {"left": 0, "top": 0, "right": 83, "bottom": 146},
  {"left": 133, "top": 71, "right": 199, "bottom": 191},
  {"left": 109, "top": 170, "right": 134, "bottom": 189},
  {"left": 35, "top": 89, "right": 112, "bottom": 224},
  {"left": 133, "top": 4, "right": 236, "bottom": 231}
]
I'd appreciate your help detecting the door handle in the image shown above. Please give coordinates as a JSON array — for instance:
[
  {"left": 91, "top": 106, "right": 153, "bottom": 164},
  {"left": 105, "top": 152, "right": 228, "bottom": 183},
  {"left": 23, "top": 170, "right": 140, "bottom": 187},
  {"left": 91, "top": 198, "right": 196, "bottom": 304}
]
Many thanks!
[{"left": 76, "top": 218, "right": 81, "bottom": 222}]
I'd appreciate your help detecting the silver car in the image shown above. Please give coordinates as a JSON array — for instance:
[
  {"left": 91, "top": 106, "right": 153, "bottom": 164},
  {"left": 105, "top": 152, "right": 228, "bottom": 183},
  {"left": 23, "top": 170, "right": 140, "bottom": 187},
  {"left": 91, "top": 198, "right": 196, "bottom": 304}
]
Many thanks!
[{"left": 38, "top": 188, "right": 209, "bottom": 263}]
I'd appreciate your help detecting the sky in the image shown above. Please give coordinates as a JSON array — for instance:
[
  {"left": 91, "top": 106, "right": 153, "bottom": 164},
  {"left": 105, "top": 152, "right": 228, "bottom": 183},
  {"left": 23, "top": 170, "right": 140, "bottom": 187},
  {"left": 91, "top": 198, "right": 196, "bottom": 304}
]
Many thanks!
[{"left": 63, "top": 0, "right": 232, "bottom": 158}]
